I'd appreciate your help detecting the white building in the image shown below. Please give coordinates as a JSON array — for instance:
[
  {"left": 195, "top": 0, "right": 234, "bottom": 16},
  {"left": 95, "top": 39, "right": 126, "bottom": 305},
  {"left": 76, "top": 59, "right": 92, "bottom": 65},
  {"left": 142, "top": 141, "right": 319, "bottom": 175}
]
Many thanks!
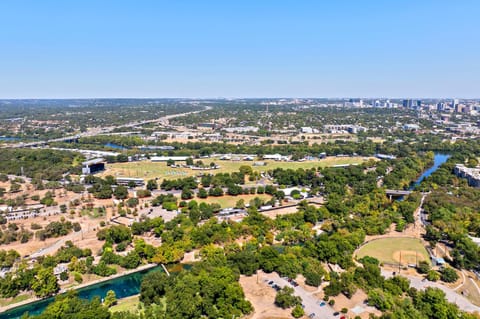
[
  {"left": 263, "top": 154, "right": 289, "bottom": 161},
  {"left": 300, "top": 127, "right": 314, "bottom": 134},
  {"left": 223, "top": 126, "right": 259, "bottom": 133},
  {"left": 151, "top": 156, "right": 189, "bottom": 162},
  {"left": 116, "top": 177, "right": 145, "bottom": 186},
  {"left": 454, "top": 164, "right": 480, "bottom": 187}
]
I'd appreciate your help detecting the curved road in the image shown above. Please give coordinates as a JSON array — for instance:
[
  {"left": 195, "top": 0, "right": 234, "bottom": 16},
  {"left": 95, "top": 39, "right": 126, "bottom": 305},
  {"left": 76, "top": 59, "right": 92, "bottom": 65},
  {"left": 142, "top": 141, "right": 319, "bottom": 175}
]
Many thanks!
[{"left": 382, "top": 269, "right": 480, "bottom": 312}]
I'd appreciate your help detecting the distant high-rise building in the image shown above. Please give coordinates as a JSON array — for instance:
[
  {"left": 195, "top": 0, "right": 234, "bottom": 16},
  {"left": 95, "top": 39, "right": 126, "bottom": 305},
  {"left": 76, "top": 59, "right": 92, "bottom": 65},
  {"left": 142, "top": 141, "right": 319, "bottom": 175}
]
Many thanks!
[
  {"left": 451, "top": 99, "right": 459, "bottom": 109},
  {"left": 402, "top": 99, "right": 417, "bottom": 108}
]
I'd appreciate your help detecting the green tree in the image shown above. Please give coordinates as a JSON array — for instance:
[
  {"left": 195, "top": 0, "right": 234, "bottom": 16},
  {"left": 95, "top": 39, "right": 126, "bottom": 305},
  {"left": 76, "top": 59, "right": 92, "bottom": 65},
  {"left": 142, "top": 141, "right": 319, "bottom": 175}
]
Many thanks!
[
  {"left": 235, "top": 199, "right": 245, "bottom": 209},
  {"left": 126, "top": 197, "right": 139, "bottom": 208},
  {"left": 140, "top": 270, "right": 170, "bottom": 306},
  {"left": 197, "top": 188, "right": 208, "bottom": 198},
  {"left": 146, "top": 179, "right": 158, "bottom": 191},
  {"left": 59, "top": 271, "right": 68, "bottom": 281},
  {"left": 104, "top": 289, "right": 117, "bottom": 307},
  {"left": 274, "top": 286, "right": 301, "bottom": 309},
  {"left": 291, "top": 304, "right": 304, "bottom": 318},
  {"left": 31, "top": 267, "right": 59, "bottom": 298},
  {"left": 114, "top": 185, "right": 129, "bottom": 200},
  {"left": 36, "top": 291, "right": 110, "bottom": 319},
  {"left": 417, "top": 260, "right": 431, "bottom": 274},
  {"left": 181, "top": 188, "right": 193, "bottom": 200},
  {"left": 427, "top": 270, "right": 440, "bottom": 282},
  {"left": 440, "top": 268, "right": 459, "bottom": 283},
  {"left": 367, "top": 288, "right": 394, "bottom": 311}
]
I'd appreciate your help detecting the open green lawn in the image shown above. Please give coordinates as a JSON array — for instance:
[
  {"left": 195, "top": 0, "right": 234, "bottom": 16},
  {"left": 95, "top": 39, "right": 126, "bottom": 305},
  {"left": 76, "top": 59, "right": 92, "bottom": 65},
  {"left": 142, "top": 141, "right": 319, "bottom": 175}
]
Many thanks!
[
  {"left": 195, "top": 194, "right": 272, "bottom": 209},
  {"left": 110, "top": 295, "right": 165, "bottom": 314},
  {"left": 110, "top": 295, "right": 140, "bottom": 313},
  {"left": 356, "top": 237, "right": 430, "bottom": 266},
  {"left": 104, "top": 156, "right": 371, "bottom": 181}
]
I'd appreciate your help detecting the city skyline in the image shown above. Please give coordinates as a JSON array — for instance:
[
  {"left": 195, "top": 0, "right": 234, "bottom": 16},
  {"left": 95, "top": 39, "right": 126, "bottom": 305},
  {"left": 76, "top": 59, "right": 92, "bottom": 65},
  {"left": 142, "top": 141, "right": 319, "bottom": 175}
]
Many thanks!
[{"left": 0, "top": 1, "right": 479, "bottom": 98}]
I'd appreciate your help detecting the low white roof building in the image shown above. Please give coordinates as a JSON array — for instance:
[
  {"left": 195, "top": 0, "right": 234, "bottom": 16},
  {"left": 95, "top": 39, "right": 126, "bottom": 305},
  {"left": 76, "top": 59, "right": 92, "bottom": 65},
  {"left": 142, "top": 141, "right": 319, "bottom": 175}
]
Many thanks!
[{"left": 151, "top": 156, "right": 189, "bottom": 162}]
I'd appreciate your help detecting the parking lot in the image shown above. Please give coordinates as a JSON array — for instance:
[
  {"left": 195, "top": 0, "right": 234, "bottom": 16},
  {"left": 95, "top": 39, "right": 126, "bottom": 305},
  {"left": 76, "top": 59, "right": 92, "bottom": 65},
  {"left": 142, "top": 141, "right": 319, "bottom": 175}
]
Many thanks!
[{"left": 262, "top": 272, "right": 340, "bottom": 319}]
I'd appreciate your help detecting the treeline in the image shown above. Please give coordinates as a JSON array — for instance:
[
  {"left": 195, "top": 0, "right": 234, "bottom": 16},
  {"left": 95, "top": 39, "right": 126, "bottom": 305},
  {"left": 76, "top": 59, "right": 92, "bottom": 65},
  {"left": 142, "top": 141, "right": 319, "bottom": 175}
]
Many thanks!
[
  {"left": 0, "top": 241, "right": 90, "bottom": 299},
  {"left": 0, "top": 149, "right": 84, "bottom": 180},
  {"left": 423, "top": 188, "right": 480, "bottom": 270},
  {"left": 66, "top": 130, "right": 480, "bottom": 160}
]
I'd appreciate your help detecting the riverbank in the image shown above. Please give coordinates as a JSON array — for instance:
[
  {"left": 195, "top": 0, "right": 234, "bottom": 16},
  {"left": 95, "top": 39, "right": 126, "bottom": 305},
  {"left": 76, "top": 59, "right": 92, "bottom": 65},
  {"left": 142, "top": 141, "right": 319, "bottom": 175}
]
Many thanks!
[{"left": 0, "top": 263, "right": 158, "bottom": 315}]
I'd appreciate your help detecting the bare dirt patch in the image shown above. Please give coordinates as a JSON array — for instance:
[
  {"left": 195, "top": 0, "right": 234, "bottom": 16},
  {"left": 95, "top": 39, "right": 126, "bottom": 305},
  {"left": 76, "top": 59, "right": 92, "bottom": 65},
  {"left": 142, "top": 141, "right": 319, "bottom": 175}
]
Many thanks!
[
  {"left": 391, "top": 250, "right": 428, "bottom": 265},
  {"left": 239, "top": 271, "right": 293, "bottom": 319},
  {"left": 327, "top": 290, "right": 381, "bottom": 319}
]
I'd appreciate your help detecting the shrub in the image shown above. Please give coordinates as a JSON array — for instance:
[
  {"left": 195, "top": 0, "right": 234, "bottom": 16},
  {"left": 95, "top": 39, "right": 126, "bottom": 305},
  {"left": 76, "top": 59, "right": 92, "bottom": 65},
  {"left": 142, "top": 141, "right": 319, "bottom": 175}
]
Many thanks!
[
  {"left": 291, "top": 304, "right": 304, "bottom": 318},
  {"left": 427, "top": 270, "right": 440, "bottom": 282},
  {"left": 441, "top": 268, "right": 459, "bottom": 283}
]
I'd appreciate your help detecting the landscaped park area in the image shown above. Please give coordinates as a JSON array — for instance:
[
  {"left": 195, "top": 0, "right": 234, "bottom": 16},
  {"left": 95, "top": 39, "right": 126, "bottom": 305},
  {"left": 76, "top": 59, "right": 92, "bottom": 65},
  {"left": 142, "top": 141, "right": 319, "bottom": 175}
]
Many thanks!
[
  {"left": 104, "top": 156, "right": 372, "bottom": 181},
  {"left": 355, "top": 237, "right": 430, "bottom": 266}
]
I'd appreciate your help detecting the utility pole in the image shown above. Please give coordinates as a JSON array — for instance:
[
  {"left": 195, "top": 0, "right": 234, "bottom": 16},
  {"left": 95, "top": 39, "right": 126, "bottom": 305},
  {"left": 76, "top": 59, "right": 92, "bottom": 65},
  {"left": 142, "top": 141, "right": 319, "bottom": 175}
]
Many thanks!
[{"left": 399, "top": 251, "right": 402, "bottom": 274}]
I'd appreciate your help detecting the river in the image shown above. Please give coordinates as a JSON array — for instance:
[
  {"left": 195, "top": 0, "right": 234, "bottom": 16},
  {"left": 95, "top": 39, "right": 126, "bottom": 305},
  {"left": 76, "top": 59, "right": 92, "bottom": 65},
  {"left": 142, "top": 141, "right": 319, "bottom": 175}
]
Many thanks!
[
  {"left": 409, "top": 153, "right": 451, "bottom": 190},
  {"left": 104, "top": 142, "right": 128, "bottom": 150},
  {"left": 0, "top": 266, "right": 163, "bottom": 319},
  {"left": 0, "top": 137, "right": 21, "bottom": 142}
]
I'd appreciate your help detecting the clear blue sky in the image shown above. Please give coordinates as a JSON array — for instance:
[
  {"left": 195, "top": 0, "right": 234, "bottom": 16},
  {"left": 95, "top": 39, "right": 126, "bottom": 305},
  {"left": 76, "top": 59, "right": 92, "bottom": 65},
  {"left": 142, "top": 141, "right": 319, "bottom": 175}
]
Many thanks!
[{"left": 0, "top": 1, "right": 478, "bottom": 98}]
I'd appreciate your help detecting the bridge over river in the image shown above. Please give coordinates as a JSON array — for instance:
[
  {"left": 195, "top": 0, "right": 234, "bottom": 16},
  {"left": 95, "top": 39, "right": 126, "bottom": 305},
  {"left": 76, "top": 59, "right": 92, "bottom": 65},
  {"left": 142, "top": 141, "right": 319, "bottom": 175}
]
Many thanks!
[{"left": 385, "top": 189, "right": 412, "bottom": 199}]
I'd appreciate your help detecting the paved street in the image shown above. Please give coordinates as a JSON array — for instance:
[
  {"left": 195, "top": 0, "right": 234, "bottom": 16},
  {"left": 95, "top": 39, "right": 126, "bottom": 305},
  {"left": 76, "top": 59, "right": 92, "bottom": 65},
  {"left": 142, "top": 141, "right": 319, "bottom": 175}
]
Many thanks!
[{"left": 382, "top": 270, "right": 480, "bottom": 313}]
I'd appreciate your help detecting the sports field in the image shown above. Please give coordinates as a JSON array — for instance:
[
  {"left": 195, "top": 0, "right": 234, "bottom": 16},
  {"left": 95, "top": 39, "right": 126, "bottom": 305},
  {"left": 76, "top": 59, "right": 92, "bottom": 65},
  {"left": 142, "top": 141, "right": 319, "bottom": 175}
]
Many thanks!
[
  {"left": 104, "top": 156, "right": 371, "bottom": 181},
  {"left": 355, "top": 237, "right": 430, "bottom": 266}
]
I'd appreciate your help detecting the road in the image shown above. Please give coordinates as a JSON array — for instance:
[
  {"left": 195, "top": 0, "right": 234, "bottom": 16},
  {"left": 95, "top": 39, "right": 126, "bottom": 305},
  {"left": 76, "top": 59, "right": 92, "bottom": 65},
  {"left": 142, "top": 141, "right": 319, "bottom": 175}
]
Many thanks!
[
  {"left": 382, "top": 269, "right": 480, "bottom": 313},
  {"left": 263, "top": 272, "right": 337, "bottom": 318},
  {"left": 30, "top": 230, "right": 83, "bottom": 259},
  {"left": 4, "top": 107, "right": 211, "bottom": 149}
]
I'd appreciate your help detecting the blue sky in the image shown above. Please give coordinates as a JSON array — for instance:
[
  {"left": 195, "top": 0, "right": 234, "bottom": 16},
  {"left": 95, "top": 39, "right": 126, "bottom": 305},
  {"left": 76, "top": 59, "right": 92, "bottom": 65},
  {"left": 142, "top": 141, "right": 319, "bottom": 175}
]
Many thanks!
[{"left": 0, "top": 1, "right": 478, "bottom": 98}]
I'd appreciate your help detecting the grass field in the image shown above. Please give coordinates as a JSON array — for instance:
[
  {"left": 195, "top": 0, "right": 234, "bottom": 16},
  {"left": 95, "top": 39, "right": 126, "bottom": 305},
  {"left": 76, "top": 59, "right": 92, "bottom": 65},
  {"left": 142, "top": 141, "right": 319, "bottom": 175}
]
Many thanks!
[
  {"left": 110, "top": 295, "right": 166, "bottom": 314},
  {"left": 195, "top": 194, "right": 272, "bottom": 209},
  {"left": 104, "top": 156, "right": 371, "bottom": 181},
  {"left": 110, "top": 295, "right": 140, "bottom": 313},
  {"left": 355, "top": 237, "right": 430, "bottom": 266}
]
